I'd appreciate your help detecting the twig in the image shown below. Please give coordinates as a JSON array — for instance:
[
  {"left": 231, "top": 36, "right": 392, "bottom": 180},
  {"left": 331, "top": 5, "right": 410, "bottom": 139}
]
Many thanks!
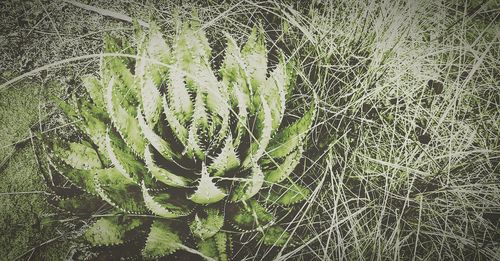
[{"left": 62, "top": 0, "right": 149, "bottom": 28}]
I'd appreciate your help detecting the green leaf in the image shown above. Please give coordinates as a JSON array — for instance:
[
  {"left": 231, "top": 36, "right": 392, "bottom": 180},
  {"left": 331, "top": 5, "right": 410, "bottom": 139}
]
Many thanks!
[
  {"left": 242, "top": 25, "right": 267, "bottom": 106},
  {"left": 197, "top": 232, "right": 230, "bottom": 261},
  {"left": 232, "top": 199, "right": 273, "bottom": 231},
  {"left": 53, "top": 194, "right": 104, "bottom": 215},
  {"left": 266, "top": 181, "right": 310, "bottom": 206},
  {"left": 48, "top": 138, "right": 102, "bottom": 194},
  {"left": 266, "top": 92, "right": 317, "bottom": 159},
  {"left": 104, "top": 71, "right": 146, "bottom": 157},
  {"left": 139, "top": 76, "right": 163, "bottom": 127},
  {"left": 208, "top": 134, "right": 240, "bottom": 176},
  {"left": 137, "top": 107, "right": 177, "bottom": 160},
  {"left": 94, "top": 168, "right": 147, "bottom": 214},
  {"left": 220, "top": 34, "right": 251, "bottom": 114},
  {"left": 167, "top": 65, "right": 193, "bottom": 124},
  {"left": 188, "top": 62, "right": 230, "bottom": 142},
  {"left": 189, "top": 163, "right": 226, "bottom": 204},
  {"left": 51, "top": 139, "right": 102, "bottom": 170},
  {"left": 82, "top": 75, "right": 105, "bottom": 110},
  {"left": 136, "top": 24, "right": 170, "bottom": 126},
  {"left": 84, "top": 216, "right": 144, "bottom": 246},
  {"left": 77, "top": 99, "right": 110, "bottom": 164},
  {"left": 231, "top": 82, "right": 249, "bottom": 148},
  {"left": 262, "top": 57, "right": 289, "bottom": 133},
  {"left": 143, "top": 220, "right": 182, "bottom": 258},
  {"left": 53, "top": 95, "right": 80, "bottom": 124},
  {"left": 231, "top": 164, "right": 264, "bottom": 202},
  {"left": 186, "top": 87, "right": 209, "bottom": 160},
  {"left": 261, "top": 225, "right": 290, "bottom": 247},
  {"left": 162, "top": 95, "right": 189, "bottom": 147},
  {"left": 189, "top": 208, "right": 224, "bottom": 240},
  {"left": 49, "top": 157, "right": 98, "bottom": 194},
  {"left": 172, "top": 20, "right": 211, "bottom": 73},
  {"left": 141, "top": 181, "right": 192, "bottom": 218},
  {"left": 144, "top": 146, "right": 190, "bottom": 188},
  {"left": 242, "top": 93, "right": 273, "bottom": 167},
  {"left": 105, "top": 130, "right": 147, "bottom": 182},
  {"left": 263, "top": 143, "right": 304, "bottom": 184}
]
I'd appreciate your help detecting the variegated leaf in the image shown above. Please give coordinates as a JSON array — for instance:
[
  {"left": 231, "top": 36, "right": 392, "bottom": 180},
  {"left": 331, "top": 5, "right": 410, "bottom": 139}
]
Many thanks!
[
  {"left": 105, "top": 131, "right": 146, "bottom": 182},
  {"left": 231, "top": 164, "right": 264, "bottom": 202},
  {"left": 189, "top": 163, "right": 226, "bottom": 204},
  {"left": 137, "top": 107, "right": 177, "bottom": 160},
  {"left": 144, "top": 146, "right": 190, "bottom": 188},
  {"left": 189, "top": 208, "right": 224, "bottom": 240},
  {"left": 94, "top": 168, "right": 147, "bottom": 214},
  {"left": 265, "top": 181, "right": 310, "bottom": 206},
  {"left": 242, "top": 93, "right": 273, "bottom": 167},
  {"left": 263, "top": 142, "right": 304, "bottom": 184},
  {"left": 231, "top": 199, "right": 273, "bottom": 231},
  {"left": 104, "top": 75, "right": 146, "bottom": 157},
  {"left": 208, "top": 134, "right": 240, "bottom": 177},
  {"left": 197, "top": 232, "right": 230, "bottom": 261},
  {"left": 84, "top": 216, "right": 144, "bottom": 246},
  {"left": 162, "top": 95, "right": 189, "bottom": 147},
  {"left": 141, "top": 181, "right": 192, "bottom": 218},
  {"left": 266, "top": 92, "right": 318, "bottom": 159},
  {"left": 143, "top": 220, "right": 183, "bottom": 258}
]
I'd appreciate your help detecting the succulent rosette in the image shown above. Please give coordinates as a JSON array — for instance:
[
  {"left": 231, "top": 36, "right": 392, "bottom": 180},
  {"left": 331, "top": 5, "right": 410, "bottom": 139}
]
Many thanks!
[{"left": 44, "top": 20, "right": 317, "bottom": 260}]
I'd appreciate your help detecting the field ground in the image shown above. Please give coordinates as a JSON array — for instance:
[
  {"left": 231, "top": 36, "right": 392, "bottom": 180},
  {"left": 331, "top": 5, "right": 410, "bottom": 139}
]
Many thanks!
[{"left": 0, "top": 0, "right": 498, "bottom": 260}]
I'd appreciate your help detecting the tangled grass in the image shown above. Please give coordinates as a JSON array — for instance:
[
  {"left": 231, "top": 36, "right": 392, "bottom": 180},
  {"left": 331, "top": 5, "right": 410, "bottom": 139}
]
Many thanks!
[{"left": 0, "top": 0, "right": 498, "bottom": 260}]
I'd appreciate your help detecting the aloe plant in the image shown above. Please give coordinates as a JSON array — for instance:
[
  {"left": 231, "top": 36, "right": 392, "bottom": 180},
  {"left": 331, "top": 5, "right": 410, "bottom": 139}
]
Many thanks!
[{"left": 44, "top": 20, "right": 316, "bottom": 260}]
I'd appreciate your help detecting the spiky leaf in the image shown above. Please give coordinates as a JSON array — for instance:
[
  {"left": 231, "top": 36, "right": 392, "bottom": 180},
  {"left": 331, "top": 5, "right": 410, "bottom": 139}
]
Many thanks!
[
  {"left": 142, "top": 182, "right": 191, "bottom": 218},
  {"left": 189, "top": 163, "right": 226, "bottom": 204},
  {"left": 143, "top": 220, "right": 182, "bottom": 258},
  {"left": 94, "top": 168, "right": 147, "bottom": 213},
  {"left": 84, "top": 216, "right": 144, "bottom": 246},
  {"left": 189, "top": 208, "right": 224, "bottom": 240}
]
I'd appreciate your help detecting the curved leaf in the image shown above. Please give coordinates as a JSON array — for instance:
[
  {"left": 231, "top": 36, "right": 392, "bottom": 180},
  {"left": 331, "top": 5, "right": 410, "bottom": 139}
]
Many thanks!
[
  {"left": 167, "top": 65, "right": 193, "bottom": 124},
  {"left": 144, "top": 146, "right": 190, "bottom": 188},
  {"left": 137, "top": 108, "right": 177, "bottom": 160},
  {"left": 135, "top": 25, "right": 172, "bottom": 126},
  {"left": 84, "top": 216, "right": 144, "bottom": 246},
  {"left": 267, "top": 93, "right": 317, "bottom": 159},
  {"left": 189, "top": 208, "right": 224, "bottom": 240},
  {"left": 104, "top": 75, "right": 146, "bottom": 157},
  {"left": 189, "top": 163, "right": 226, "bottom": 204},
  {"left": 231, "top": 199, "right": 273, "bottom": 231},
  {"left": 220, "top": 34, "right": 251, "bottom": 115},
  {"left": 263, "top": 143, "right": 304, "bottom": 184},
  {"left": 186, "top": 88, "right": 209, "bottom": 160},
  {"left": 162, "top": 95, "right": 188, "bottom": 147},
  {"left": 51, "top": 139, "right": 102, "bottom": 170},
  {"left": 208, "top": 134, "right": 240, "bottom": 177},
  {"left": 197, "top": 232, "right": 230, "bottom": 261},
  {"left": 172, "top": 20, "right": 211, "bottom": 73},
  {"left": 142, "top": 220, "right": 182, "bottom": 258},
  {"left": 231, "top": 164, "right": 264, "bottom": 202},
  {"left": 242, "top": 93, "right": 273, "bottom": 167},
  {"left": 262, "top": 57, "right": 289, "bottom": 133},
  {"left": 266, "top": 181, "right": 310, "bottom": 206},
  {"left": 49, "top": 158, "right": 98, "bottom": 194},
  {"left": 94, "top": 168, "right": 147, "bottom": 214},
  {"left": 242, "top": 25, "right": 267, "bottom": 108},
  {"left": 141, "top": 182, "right": 192, "bottom": 218},
  {"left": 105, "top": 131, "right": 146, "bottom": 182}
]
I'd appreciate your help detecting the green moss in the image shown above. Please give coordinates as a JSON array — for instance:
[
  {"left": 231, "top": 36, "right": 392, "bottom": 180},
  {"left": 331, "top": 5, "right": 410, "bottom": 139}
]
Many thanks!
[{"left": 0, "top": 81, "right": 66, "bottom": 260}]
